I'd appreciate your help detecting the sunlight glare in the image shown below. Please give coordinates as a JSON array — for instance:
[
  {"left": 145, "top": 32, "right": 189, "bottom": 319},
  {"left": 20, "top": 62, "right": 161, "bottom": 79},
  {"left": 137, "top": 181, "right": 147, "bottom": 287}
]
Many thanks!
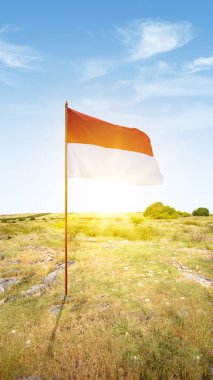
[{"left": 69, "top": 179, "right": 137, "bottom": 212}]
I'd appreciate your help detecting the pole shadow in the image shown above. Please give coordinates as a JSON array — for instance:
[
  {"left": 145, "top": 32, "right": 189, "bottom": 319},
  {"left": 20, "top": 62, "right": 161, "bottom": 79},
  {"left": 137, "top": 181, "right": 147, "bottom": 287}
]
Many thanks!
[{"left": 46, "top": 295, "right": 68, "bottom": 357}]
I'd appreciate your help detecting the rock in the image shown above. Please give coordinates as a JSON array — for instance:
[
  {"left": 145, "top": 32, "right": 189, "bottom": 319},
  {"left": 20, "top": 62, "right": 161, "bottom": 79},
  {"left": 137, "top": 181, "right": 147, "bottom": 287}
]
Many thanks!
[
  {"left": 22, "top": 261, "right": 76, "bottom": 297},
  {"left": 22, "top": 284, "right": 46, "bottom": 297},
  {"left": 182, "top": 271, "right": 212, "bottom": 287},
  {"left": 6, "top": 295, "right": 17, "bottom": 302},
  {"left": 172, "top": 260, "right": 213, "bottom": 287},
  {"left": 26, "top": 245, "right": 54, "bottom": 253},
  {"left": 56, "top": 260, "right": 76, "bottom": 270},
  {"left": 44, "top": 260, "right": 76, "bottom": 286},
  {"left": 44, "top": 271, "right": 58, "bottom": 286},
  {"left": 0, "top": 295, "right": 17, "bottom": 306},
  {"left": 57, "top": 295, "right": 71, "bottom": 302},
  {"left": 0, "top": 277, "right": 21, "bottom": 293}
]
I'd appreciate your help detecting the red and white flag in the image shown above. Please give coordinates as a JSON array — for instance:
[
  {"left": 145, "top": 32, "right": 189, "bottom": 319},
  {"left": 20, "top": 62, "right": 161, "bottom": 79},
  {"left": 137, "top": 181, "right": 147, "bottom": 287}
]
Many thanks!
[{"left": 66, "top": 108, "right": 163, "bottom": 185}]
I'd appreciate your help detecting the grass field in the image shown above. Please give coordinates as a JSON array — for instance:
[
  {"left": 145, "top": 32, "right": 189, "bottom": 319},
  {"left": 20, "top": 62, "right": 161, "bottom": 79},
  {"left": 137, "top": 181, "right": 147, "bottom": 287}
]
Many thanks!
[{"left": 0, "top": 213, "right": 212, "bottom": 380}]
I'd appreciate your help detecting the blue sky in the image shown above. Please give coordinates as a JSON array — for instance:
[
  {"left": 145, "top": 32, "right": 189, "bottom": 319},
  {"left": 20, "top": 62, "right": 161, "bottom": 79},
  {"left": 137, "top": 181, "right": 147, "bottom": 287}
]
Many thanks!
[{"left": 0, "top": 0, "right": 213, "bottom": 213}]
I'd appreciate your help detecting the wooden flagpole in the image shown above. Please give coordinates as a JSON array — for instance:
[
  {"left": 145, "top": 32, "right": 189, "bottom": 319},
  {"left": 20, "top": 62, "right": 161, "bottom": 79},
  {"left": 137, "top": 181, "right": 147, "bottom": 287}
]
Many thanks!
[{"left": 65, "top": 101, "right": 68, "bottom": 295}]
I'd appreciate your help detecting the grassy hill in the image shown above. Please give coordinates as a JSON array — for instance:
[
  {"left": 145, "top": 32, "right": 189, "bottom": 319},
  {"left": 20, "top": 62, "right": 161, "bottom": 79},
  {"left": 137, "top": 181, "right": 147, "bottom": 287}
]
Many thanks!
[{"left": 0, "top": 213, "right": 212, "bottom": 380}]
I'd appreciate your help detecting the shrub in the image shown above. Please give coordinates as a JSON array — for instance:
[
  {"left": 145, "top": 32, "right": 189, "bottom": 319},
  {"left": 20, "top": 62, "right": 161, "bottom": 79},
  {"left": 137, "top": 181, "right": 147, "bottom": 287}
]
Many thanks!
[
  {"left": 130, "top": 214, "right": 145, "bottom": 225},
  {"left": 177, "top": 211, "right": 191, "bottom": 217},
  {"left": 192, "top": 207, "right": 209, "bottom": 216},
  {"left": 144, "top": 202, "right": 178, "bottom": 219}
]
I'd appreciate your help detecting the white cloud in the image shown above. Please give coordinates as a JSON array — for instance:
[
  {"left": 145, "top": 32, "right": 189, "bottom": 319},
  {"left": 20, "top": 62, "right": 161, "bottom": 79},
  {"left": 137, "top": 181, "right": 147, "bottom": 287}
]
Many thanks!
[
  {"left": 80, "top": 20, "right": 193, "bottom": 81},
  {"left": 76, "top": 91, "right": 213, "bottom": 132},
  {"left": 156, "top": 60, "right": 172, "bottom": 73},
  {"left": 135, "top": 103, "right": 213, "bottom": 131},
  {"left": 0, "top": 25, "right": 40, "bottom": 69},
  {"left": 186, "top": 55, "right": 213, "bottom": 73},
  {"left": 118, "top": 20, "right": 193, "bottom": 60},
  {"left": 81, "top": 59, "right": 113, "bottom": 81},
  {"left": 0, "top": 40, "right": 39, "bottom": 68},
  {"left": 133, "top": 75, "right": 213, "bottom": 100}
]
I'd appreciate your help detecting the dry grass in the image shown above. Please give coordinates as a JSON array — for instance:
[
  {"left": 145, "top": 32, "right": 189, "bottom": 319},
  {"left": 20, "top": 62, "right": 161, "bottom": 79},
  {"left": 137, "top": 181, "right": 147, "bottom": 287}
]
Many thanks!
[{"left": 0, "top": 213, "right": 212, "bottom": 380}]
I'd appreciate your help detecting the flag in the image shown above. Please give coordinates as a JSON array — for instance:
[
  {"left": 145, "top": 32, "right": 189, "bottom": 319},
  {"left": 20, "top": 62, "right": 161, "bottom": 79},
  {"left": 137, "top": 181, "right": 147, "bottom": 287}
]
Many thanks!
[{"left": 66, "top": 108, "right": 163, "bottom": 185}]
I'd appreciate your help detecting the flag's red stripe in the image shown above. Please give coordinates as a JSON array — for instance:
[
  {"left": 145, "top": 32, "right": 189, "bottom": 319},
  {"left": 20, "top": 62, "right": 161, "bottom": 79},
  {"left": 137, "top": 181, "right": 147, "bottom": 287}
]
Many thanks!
[{"left": 66, "top": 108, "right": 153, "bottom": 156}]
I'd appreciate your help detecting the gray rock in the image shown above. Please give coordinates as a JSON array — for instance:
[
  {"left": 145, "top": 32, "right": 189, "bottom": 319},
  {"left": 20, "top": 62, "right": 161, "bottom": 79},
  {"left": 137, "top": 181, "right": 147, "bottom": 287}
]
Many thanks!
[
  {"left": 58, "top": 294, "right": 71, "bottom": 302},
  {"left": 56, "top": 260, "right": 75, "bottom": 270},
  {"left": 173, "top": 260, "right": 212, "bottom": 288},
  {"left": 22, "top": 284, "right": 46, "bottom": 297},
  {"left": 44, "top": 260, "right": 75, "bottom": 286},
  {"left": 0, "top": 277, "right": 21, "bottom": 293},
  {"left": 182, "top": 271, "right": 212, "bottom": 287},
  {"left": 22, "top": 260, "right": 76, "bottom": 297},
  {"left": 0, "top": 295, "right": 18, "bottom": 306},
  {"left": 44, "top": 270, "right": 58, "bottom": 286}
]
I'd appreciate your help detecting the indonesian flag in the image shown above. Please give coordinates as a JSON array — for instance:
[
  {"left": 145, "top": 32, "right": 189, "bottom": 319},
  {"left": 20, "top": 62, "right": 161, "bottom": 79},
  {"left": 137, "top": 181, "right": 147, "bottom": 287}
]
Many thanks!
[{"left": 66, "top": 108, "right": 163, "bottom": 185}]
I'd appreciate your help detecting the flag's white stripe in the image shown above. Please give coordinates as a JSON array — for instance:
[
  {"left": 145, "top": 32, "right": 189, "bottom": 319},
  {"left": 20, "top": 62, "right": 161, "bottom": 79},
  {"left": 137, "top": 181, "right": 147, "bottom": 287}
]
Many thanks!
[{"left": 68, "top": 143, "right": 163, "bottom": 185}]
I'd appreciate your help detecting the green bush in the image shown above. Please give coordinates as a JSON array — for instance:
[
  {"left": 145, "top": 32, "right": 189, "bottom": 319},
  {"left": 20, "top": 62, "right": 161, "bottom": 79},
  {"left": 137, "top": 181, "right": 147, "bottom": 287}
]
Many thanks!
[
  {"left": 130, "top": 214, "right": 145, "bottom": 225},
  {"left": 177, "top": 211, "right": 191, "bottom": 217},
  {"left": 144, "top": 202, "right": 178, "bottom": 219},
  {"left": 144, "top": 202, "right": 190, "bottom": 219},
  {"left": 192, "top": 207, "right": 209, "bottom": 216}
]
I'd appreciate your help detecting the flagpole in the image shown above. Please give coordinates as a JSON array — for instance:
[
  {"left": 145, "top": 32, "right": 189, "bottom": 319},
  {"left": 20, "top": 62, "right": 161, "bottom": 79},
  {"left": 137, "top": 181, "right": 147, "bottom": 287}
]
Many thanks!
[{"left": 65, "top": 100, "right": 68, "bottom": 295}]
